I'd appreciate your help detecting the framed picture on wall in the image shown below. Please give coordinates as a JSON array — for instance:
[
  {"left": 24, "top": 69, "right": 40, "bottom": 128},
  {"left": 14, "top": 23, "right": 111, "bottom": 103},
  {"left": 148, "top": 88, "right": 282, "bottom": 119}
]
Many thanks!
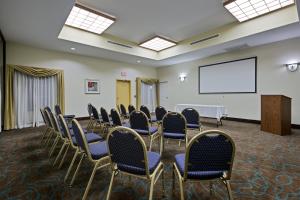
[{"left": 85, "top": 79, "right": 100, "bottom": 94}]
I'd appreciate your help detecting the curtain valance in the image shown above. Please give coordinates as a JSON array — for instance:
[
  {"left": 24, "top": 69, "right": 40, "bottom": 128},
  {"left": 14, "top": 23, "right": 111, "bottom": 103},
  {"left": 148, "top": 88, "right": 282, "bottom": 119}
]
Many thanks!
[
  {"left": 136, "top": 77, "right": 160, "bottom": 109},
  {"left": 4, "top": 64, "right": 65, "bottom": 130}
]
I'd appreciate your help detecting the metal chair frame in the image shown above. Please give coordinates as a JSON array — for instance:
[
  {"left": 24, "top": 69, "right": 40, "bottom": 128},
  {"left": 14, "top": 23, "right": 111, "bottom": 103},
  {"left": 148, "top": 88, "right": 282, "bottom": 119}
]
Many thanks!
[
  {"left": 106, "top": 126, "right": 165, "bottom": 200},
  {"left": 172, "top": 130, "right": 235, "bottom": 200}
]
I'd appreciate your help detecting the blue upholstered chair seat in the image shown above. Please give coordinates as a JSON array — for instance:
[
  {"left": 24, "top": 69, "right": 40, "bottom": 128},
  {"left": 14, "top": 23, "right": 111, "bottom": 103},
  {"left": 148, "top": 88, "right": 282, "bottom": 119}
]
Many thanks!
[
  {"left": 175, "top": 154, "right": 224, "bottom": 180},
  {"left": 117, "top": 152, "right": 160, "bottom": 175},
  {"left": 187, "top": 123, "right": 200, "bottom": 129},
  {"left": 72, "top": 133, "right": 103, "bottom": 145},
  {"left": 134, "top": 127, "right": 158, "bottom": 135},
  {"left": 163, "top": 132, "right": 185, "bottom": 139},
  {"left": 122, "top": 122, "right": 131, "bottom": 128},
  {"left": 88, "top": 141, "right": 109, "bottom": 159}
]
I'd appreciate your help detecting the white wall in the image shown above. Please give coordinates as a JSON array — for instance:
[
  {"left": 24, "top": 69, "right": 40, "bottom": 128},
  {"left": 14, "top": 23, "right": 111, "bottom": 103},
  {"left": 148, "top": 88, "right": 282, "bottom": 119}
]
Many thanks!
[
  {"left": 6, "top": 42, "right": 157, "bottom": 117},
  {"left": 157, "top": 37, "right": 300, "bottom": 124}
]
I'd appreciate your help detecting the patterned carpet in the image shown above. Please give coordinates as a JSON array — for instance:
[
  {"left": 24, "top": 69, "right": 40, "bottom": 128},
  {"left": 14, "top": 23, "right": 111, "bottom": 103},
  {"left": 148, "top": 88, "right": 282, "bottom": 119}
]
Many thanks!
[{"left": 0, "top": 120, "right": 300, "bottom": 200}]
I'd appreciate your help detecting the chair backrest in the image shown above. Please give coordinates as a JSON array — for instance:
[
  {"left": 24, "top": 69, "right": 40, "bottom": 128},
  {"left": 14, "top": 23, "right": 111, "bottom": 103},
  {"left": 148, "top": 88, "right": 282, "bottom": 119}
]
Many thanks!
[
  {"left": 128, "top": 104, "right": 136, "bottom": 114},
  {"left": 91, "top": 106, "right": 101, "bottom": 121},
  {"left": 107, "top": 127, "right": 150, "bottom": 176},
  {"left": 184, "top": 130, "right": 235, "bottom": 179},
  {"left": 100, "top": 107, "right": 110, "bottom": 123},
  {"left": 44, "top": 109, "right": 53, "bottom": 128},
  {"left": 58, "top": 114, "right": 74, "bottom": 143},
  {"left": 182, "top": 108, "right": 199, "bottom": 125},
  {"left": 55, "top": 105, "right": 62, "bottom": 115},
  {"left": 120, "top": 104, "right": 127, "bottom": 116},
  {"left": 140, "top": 105, "right": 151, "bottom": 119},
  {"left": 155, "top": 106, "right": 167, "bottom": 121},
  {"left": 45, "top": 106, "right": 52, "bottom": 113},
  {"left": 72, "top": 119, "right": 90, "bottom": 156},
  {"left": 162, "top": 112, "right": 186, "bottom": 134},
  {"left": 110, "top": 109, "right": 122, "bottom": 126},
  {"left": 129, "top": 111, "right": 149, "bottom": 131},
  {"left": 87, "top": 103, "right": 93, "bottom": 117},
  {"left": 40, "top": 108, "right": 49, "bottom": 126},
  {"left": 48, "top": 109, "right": 61, "bottom": 133}
]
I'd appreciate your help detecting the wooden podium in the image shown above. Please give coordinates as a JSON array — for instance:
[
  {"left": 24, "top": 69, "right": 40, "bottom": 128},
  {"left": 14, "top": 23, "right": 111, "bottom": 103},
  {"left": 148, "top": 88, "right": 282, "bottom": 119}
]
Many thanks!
[{"left": 261, "top": 95, "right": 291, "bottom": 135}]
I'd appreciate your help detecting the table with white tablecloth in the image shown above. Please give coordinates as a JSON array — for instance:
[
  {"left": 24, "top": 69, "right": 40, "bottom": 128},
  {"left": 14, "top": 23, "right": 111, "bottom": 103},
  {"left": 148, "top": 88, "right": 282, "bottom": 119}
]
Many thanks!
[{"left": 175, "top": 104, "right": 227, "bottom": 126}]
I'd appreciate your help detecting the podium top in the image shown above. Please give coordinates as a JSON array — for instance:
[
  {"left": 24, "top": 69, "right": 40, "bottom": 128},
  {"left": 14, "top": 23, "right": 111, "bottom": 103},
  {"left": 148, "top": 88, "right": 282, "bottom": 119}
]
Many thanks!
[{"left": 261, "top": 95, "right": 291, "bottom": 99}]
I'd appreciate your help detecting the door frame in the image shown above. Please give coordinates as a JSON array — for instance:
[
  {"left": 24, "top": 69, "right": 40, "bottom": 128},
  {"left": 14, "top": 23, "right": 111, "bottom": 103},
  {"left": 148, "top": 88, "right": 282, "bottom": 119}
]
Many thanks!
[{"left": 116, "top": 79, "right": 131, "bottom": 107}]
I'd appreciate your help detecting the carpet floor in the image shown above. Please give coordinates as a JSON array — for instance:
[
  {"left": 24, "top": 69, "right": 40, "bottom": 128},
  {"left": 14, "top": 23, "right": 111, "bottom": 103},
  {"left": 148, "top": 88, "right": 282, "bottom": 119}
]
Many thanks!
[{"left": 0, "top": 120, "right": 299, "bottom": 200}]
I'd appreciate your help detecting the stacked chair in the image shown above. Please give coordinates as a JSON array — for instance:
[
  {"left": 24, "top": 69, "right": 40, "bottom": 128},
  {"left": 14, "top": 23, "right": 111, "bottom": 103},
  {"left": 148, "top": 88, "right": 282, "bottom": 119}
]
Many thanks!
[
  {"left": 155, "top": 106, "right": 167, "bottom": 124},
  {"left": 128, "top": 104, "right": 136, "bottom": 114},
  {"left": 110, "top": 108, "right": 130, "bottom": 127},
  {"left": 100, "top": 107, "right": 112, "bottom": 133}
]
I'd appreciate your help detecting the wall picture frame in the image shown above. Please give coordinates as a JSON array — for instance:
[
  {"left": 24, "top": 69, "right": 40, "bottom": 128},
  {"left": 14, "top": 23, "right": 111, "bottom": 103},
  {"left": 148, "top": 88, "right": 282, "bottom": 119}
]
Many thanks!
[{"left": 85, "top": 79, "right": 100, "bottom": 94}]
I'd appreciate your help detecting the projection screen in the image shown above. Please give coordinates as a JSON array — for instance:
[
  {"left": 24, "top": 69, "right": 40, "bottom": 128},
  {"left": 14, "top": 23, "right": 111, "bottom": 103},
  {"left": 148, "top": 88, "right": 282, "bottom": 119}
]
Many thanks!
[{"left": 199, "top": 57, "right": 257, "bottom": 94}]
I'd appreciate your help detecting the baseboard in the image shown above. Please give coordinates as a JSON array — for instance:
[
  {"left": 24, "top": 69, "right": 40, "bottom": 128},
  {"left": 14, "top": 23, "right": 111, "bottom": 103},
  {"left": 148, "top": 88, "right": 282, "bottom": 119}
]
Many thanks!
[
  {"left": 224, "top": 117, "right": 300, "bottom": 129},
  {"left": 76, "top": 116, "right": 89, "bottom": 121}
]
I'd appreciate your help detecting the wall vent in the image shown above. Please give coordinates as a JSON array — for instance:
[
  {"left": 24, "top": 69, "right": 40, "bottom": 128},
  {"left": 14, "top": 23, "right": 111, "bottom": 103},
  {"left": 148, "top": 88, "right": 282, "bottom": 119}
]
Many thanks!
[
  {"left": 190, "top": 34, "right": 219, "bottom": 45},
  {"left": 107, "top": 41, "right": 133, "bottom": 48},
  {"left": 224, "top": 44, "right": 250, "bottom": 52}
]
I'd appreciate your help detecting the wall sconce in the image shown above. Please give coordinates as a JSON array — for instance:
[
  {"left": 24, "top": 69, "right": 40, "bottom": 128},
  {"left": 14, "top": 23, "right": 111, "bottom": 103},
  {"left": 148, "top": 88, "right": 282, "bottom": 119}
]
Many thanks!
[
  {"left": 179, "top": 73, "right": 187, "bottom": 82},
  {"left": 286, "top": 63, "right": 299, "bottom": 72}
]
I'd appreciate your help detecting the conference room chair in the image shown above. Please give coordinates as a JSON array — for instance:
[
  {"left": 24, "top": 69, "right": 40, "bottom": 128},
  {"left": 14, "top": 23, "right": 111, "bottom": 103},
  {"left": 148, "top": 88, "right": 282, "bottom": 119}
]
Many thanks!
[
  {"left": 140, "top": 105, "right": 157, "bottom": 124},
  {"left": 86, "top": 103, "right": 94, "bottom": 130},
  {"left": 173, "top": 130, "right": 235, "bottom": 200},
  {"left": 91, "top": 105, "right": 103, "bottom": 133},
  {"left": 128, "top": 104, "right": 136, "bottom": 114},
  {"left": 56, "top": 116, "right": 104, "bottom": 185},
  {"left": 160, "top": 112, "right": 187, "bottom": 155},
  {"left": 110, "top": 108, "right": 130, "bottom": 127},
  {"left": 106, "top": 127, "right": 164, "bottom": 200},
  {"left": 129, "top": 111, "right": 160, "bottom": 151},
  {"left": 70, "top": 119, "right": 110, "bottom": 200},
  {"left": 181, "top": 108, "right": 202, "bottom": 131},
  {"left": 40, "top": 108, "right": 52, "bottom": 143},
  {"left": 54, "top": 114, "right": 104, "bottom": 169},
  {"left": 155, "top": 106, "right": 167, "bottom": 124},
  {"left": 119, "top": 104, "right": 129, "bottom": 119},
  {"left": 43, "top": 108, "right": 56, "bottom": 147},
  {"left": 55, "top": 104, "right": 75, "bottom": 120},
  {"left": 100, "top": 107, "right": 112, "bottom": 133}
]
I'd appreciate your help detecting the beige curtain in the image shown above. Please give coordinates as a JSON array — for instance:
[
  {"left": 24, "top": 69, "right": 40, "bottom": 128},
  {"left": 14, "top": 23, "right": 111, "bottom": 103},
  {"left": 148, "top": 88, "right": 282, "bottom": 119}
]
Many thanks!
[
  {"left": 136, "top": 78, "right": 160, "bottom": 109},
  {"left": 4, "top": 64, "right": 65, "bottom": 130}
]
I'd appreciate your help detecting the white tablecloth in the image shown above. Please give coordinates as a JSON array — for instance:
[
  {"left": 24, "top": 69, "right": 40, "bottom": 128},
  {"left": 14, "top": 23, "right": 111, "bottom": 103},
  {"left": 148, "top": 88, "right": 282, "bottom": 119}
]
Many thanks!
[{"left": 175, "top": 104, "right": 227, "bottom": 121}]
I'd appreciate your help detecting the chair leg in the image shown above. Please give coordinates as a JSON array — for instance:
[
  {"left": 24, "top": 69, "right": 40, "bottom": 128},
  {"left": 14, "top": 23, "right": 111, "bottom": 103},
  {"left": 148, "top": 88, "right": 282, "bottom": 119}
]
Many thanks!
[
  {"left": 179, "top": 179, "right": 185, "bottom": 200},
  {"left": 225, "top": 180, "right": 233, "bottom": 200},
  {"left": 82, "top": 163, "right": 98, "bottom": 200},
  {"left": 45, "top": 131, "right": 54, "bottom": 146},
  {"left": 149, "top": 136, "right": 153, "bottom": 151},
  {"left": 160, "top": 136, "right": 164, "bottom": 155},
  {"left": 53, "top": 142, "right": 66, "bottom": 166},
  {"left": 70, "top": 154, "right": 84, "bottom": 186},
  {"left": 64, "top": 149, "right": 79, "bottom": 182},
  {"left": 41, "top": 128, "right": 50, "bottom": 142},
  {"left": 58, "top": 144, "right": 70, "bottom": 169},
  {"left": 106, "top": 170, "right": 117, "bottom": 200},
  {"left": 149, "top": 175, "right": 155, "bottom": 200},
  {"left": 161, "top": 165, "right": 165, "bottom": 197},
  {"left": 209, "top": 181, "right": 213, "bottom": 196},
  {"left": 49, "top": 137, "right": 59, "bottom": 157},
  {"left": 172, "top": 164, "right": 175, "bottom": 191},
  {"left": 178, "top": 140, "right": 181, "bottom": 147}
]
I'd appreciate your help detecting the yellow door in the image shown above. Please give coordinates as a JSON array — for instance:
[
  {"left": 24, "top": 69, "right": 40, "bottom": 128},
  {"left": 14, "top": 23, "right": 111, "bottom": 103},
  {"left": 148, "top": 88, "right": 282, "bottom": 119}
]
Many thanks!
[{"left": 116, "top": 80, "right": 131, "bottom": 109}]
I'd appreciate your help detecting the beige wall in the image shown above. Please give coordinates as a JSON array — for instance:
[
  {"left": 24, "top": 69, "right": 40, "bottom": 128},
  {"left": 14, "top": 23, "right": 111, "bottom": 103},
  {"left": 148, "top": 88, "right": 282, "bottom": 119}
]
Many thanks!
[
  {"left": 157, "top": 37, "right": 300, "bottom": 124},
  {"left": 6, "top": 42, "right": 157, "bottom": 117}
]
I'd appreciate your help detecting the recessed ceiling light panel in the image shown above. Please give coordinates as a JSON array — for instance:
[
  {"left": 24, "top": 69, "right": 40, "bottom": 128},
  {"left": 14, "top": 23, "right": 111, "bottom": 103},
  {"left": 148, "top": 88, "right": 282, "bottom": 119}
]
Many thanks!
[
  {"left": 65, "top": 3, "right": 115, "bottom": 34},
  {"left": 139, "top": 36, "right": 177, "bottom": 51},
  {"left": 224, "top": 0, "right": 295, "bottom": 22}
]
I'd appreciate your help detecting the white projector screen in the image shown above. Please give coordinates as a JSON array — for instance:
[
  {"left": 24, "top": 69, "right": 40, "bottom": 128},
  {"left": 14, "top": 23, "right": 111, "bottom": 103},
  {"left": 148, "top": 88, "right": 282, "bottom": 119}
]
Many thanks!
[{"left": 199, "top": 57, "right": 257, "bottom": 94}]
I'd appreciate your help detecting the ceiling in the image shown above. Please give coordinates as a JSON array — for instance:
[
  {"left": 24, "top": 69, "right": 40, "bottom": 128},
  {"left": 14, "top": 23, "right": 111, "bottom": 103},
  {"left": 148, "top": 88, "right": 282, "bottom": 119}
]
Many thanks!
[
  {"left": 80, "top": 0, "right": 236, "bottom": 43},
  {"left": 0, "top": 0, "right": 300, "bottom": 67}
]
